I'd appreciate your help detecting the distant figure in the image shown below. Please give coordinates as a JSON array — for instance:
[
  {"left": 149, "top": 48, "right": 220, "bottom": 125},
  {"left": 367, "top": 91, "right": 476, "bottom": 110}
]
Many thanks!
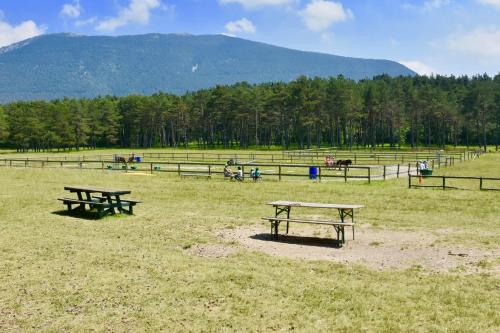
[
  {"left": 250, "top": 168, "right": 255, "bottom": 179},
  {"left": 235, "top": 166, "right": 243, "bottom": 182},
  {"left": 227, "top": 159, "right": 236, "bottom": 166},
  {"left": 253, "top": 167, "right": 262, "bottom": 181},
  {"left": 127, "top": 153, "right": 136, "bottom": 163},
  {"left": 325, "top": 155, "right": 335, "bottom": 169},
  {"left": 224, "top": 165, "right": 234, "bottom": 179}
]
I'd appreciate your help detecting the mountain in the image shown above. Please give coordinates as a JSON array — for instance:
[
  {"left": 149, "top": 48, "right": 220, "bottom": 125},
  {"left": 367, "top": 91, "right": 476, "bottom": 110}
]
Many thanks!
[{"left": 0, "top": 33, "right": 415, "bottom": 103}]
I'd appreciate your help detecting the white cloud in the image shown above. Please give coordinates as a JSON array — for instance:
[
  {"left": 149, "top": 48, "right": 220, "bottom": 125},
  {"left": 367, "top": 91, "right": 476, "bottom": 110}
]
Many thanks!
[
  {"left": 300, "top": 0, "right": 353, "bottom": 32},
  {"left": 447, "top": 27, "right": 500, "bottom": 57},
  {"left": 96, "top": 0, "right": 164, "bottom": 32},
  {"left": 75, "top": 16, "right": 97, "bottom": 27},
  {"left": 478, "top": 0, "right": 500, "bottom": 9},
  {"left": 225, "top": 18, "right": 256, "bottom": 35},
  {"left": 423, "top": 0, "right": 451, "bottom": 11},
  {"left": 477, "top": 0, "right": 500, "bottom": 8},
  {"left": 60, "top": 0, "right": 82, "bottom": 19},
  {"left": 0, "top": 16, "right": 46, "bottom": 48},
  {"left": 403, "top": 0, "right": 451, "bottom": 12},
  {"left": 219, "top": 0, "right": 295, "bottom": 9},
  {"left": 399, "top": 60, "right": 439, "bottom": 75}
]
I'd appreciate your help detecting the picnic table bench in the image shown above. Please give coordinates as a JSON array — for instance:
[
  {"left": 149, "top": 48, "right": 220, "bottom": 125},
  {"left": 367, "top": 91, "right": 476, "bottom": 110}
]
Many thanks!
[
  {"left": 58, "top": 186, "right": 141, "bottom": 218},
  {"left": 262, "top": 201, "right": 364, "bottom": 245}
]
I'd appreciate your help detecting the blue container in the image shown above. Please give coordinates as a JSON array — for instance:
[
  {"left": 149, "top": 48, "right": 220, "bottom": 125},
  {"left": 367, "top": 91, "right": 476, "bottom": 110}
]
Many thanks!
[
  {"left": 135, "top": 156, "right": 142, "bottom": 163},
  {"left": 309, "top": 166, "right": 318, "bottom": 180}
]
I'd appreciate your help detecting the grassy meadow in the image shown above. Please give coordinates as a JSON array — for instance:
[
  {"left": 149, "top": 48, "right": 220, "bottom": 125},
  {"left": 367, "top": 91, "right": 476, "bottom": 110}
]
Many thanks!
[{"left": 0, "top": 151, "right": 499, "bottom": 331}]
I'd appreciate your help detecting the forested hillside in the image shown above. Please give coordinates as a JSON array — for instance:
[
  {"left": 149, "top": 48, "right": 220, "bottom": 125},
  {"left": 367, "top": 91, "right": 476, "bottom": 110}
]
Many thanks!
[
  {"left": 0, "top": 33, "right": 414, "bottom": 103},
  {"left": 0, "top": 74, "right": 499, "bottom": 151}
]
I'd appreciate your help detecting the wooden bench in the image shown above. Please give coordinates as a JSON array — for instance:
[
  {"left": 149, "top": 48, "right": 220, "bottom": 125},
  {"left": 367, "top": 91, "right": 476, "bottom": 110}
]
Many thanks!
[
  {"left": 262, "top": 217, "right": 355, "bottom": 242},
  {"left": 180, "top": 173, "right": 212, "bottom": 180},
  {"left": 92, "top": 196, "right": 142, "bottom": 214},
  {"left": 58, "top": 197, "right": 110, "bottom": 215}
]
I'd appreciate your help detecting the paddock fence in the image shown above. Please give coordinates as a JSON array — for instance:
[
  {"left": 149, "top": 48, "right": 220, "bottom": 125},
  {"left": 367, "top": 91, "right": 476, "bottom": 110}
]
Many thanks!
[
  {"left": 0, "top": 158, "right": 427, "bottom": 183},
  {"left": 408, "top": 174, "right": 500, "bottom": 191}
]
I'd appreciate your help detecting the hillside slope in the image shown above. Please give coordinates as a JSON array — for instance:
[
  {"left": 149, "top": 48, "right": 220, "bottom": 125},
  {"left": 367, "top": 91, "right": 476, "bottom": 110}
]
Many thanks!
[{"left": 0, "top": 33, "right": 415, "bottom": 102}]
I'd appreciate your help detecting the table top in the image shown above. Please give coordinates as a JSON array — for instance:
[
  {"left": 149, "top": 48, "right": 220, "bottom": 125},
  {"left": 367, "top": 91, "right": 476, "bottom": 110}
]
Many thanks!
[
  {"left": 267, "top": 201, "right": 364, "bottom": 210},
  {"left": 64, "top": 186, "right": 131, "bottom": 196}
]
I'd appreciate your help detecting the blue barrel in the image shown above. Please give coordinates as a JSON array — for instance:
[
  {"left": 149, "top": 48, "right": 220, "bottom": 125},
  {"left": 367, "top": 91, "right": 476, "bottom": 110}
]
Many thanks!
[
  {"left": 309, "top": 166, "right": 318, "bottom": 180},
  {"left": 135, "top": 156, "right": 142, "bottom": 163}
]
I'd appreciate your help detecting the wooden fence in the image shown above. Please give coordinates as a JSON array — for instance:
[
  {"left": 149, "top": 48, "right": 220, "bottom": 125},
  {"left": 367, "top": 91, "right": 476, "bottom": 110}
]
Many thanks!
[
  {"left": 0, "top": 158, "right": 412, "bottom": 183},
  {"left": 408, "top": 174, "right": 500, "bottom": 191},
  {"left": 0, "top": 149, "right": 478, "bottom": 166}
]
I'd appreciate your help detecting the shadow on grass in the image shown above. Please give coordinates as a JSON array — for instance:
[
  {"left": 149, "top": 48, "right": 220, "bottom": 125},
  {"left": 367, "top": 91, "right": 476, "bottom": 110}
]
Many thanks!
[
  {"left": 250, "top": 233, "right": 343, "bottom": 248},
  {"left": 52, "top": 210, "right": 103, "bottom": 221}
]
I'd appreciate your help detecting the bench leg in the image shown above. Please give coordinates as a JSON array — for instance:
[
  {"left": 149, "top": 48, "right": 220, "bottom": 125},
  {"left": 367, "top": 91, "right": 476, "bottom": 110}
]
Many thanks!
[
  {"left": 270, "top": 220, "right": 280, "bottom": 239},
  {"left": 352, "top": 225, "right": 355, "bottom": 240}
]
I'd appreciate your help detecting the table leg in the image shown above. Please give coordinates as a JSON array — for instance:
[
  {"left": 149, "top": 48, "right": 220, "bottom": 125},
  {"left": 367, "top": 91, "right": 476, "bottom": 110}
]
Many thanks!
[
  {"left": 84, "top": 191, "right": 94, "bottom": 209},
  {"left": 286, "top": 207, "right": 291, "bottom": 234},
  {"left": 106, "top": 195, "right": 116, "bottom": 215},
  {"left": 76, "top": 191, "right": 85, "bottom": 212},
  {"left": 339, "top": 209, "right": 346, "bottom": 243},
  {"left": 115, "top": 195, "right": 123, "bottom": 213}
]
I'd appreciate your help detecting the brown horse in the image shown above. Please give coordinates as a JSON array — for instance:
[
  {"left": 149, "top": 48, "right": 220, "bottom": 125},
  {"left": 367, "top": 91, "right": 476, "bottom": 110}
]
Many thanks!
[
  {"left": 336, "top": 159, "right": 352, "bottom": 171},
  {"left": 114, "top": 154, "right": 135, "bottom": 167}
]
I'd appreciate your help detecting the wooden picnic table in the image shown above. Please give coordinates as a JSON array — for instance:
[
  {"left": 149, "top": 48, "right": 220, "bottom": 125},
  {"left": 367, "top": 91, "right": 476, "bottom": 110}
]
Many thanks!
[
  {"left": 263, "top": 201, "right": 364, "bottom": 245},
  {"left": 59, "top": 186, "right": 140, "bottom": 217}
]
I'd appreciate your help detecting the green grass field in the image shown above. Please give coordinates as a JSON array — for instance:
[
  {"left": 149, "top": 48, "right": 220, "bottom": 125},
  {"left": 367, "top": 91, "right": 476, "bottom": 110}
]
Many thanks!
[{"left": 0, "top": 151, "right": 499, "bottom": 331}]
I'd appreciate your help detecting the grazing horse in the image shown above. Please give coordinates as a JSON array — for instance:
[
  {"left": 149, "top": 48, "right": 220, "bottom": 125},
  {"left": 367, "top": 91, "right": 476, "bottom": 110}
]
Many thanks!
[{"left": 336, "top": 159, "right": 352, "bottom": 171}]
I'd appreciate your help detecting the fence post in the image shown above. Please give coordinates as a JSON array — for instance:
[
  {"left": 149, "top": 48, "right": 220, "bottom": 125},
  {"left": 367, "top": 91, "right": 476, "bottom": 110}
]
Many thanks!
[
  {"left": 408, "top": 163, "right": 411, "bottom": 176},
  {"left": 279, "top": 165, "right": 282, "bottom": 181},
  {"left": 344, "top": 166, "right": 347, "bottom": 183},
  {"left": 442, "top": 177, "right": 446, "bottom": 190},
  {"left": 408, "top": 175, "right": 411, "bottom": 188},
  {"left": 480, "top": 177, "right": 483, "bottom": 190},
  {"left": 319, "top": 166, "right": 322, "bottom": 182},
  {"left": 397, "top": 164, "right": 400, "bottom": 178},
  {"left": 383, "top": 165, "right": 386, "bottom": 180},
  {"left": 177, "top": 163, "right": 181, "bottom": 176},
  {"left": 101, "top": 162, "right": 104, "bottom": 170},
  {"left": 208, "top": 165, "right": 211, "bottom": 176},
  {"left": 368, "top": 167, "right": 371, "bottom": 184}
]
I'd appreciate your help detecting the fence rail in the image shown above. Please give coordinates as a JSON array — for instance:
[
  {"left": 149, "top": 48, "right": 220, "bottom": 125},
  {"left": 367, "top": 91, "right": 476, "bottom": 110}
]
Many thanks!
[
  {"left": 408, "top": 174, "right": 500, "bottom": 191},
  {"left": 0, "top": 158, "right": 422, "bottom": 183},
  {"left": 0, "top": 149, "right": 480, "bottom": 166}
]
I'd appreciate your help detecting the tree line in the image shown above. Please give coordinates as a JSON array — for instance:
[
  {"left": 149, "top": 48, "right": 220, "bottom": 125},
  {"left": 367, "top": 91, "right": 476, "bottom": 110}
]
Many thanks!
[{"left": 0, "top": 74, "right": 499, "bottom": 152}]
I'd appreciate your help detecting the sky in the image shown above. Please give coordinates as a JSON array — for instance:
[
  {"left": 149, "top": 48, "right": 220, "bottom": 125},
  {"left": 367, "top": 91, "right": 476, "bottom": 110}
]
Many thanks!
[{"left": 0, "top": 0, "right": 499, "bottom": 76}]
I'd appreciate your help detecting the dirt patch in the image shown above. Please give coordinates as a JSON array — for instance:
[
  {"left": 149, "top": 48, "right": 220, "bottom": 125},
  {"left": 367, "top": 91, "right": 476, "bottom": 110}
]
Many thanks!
[
  {"left": 187, "top": 243, "right": 239, "bottom": 259},
  {"left": 218, "top": 224, "right": 499, "bottom": 274}
]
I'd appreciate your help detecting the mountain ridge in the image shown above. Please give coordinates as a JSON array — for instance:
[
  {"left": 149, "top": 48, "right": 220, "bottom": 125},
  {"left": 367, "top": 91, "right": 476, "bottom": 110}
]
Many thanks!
[{"left": 0, "top": 33, "right": 415, "bottom": 103}]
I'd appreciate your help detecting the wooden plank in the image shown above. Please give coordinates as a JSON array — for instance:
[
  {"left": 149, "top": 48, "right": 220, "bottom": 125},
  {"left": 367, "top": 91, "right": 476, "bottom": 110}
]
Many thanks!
[
  {"left": 262, "top": 217, "right": 354, "bottom": 226},
  {"left": 64, "top": 186, "right": 131, "bottom": 195},
  {"left": 267, "top": 201, "right": 364, "bottom": 209}
]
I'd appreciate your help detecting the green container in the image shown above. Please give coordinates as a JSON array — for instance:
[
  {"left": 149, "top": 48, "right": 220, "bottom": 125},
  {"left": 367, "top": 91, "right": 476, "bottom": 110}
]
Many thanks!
[{"left": 420, "top": 169, "right": 433, "bottom": 176}]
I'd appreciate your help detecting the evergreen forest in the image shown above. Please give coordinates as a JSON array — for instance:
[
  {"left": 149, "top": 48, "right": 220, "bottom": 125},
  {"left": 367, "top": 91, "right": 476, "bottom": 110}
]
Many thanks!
[{"left": 1, "top": 74, "right": 499, "bottom": 151}]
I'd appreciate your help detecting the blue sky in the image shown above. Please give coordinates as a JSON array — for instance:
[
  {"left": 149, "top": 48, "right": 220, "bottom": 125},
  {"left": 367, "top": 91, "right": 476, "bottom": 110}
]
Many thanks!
[{"left": 0, "top": 0, "right": 499, "bottom": 76}]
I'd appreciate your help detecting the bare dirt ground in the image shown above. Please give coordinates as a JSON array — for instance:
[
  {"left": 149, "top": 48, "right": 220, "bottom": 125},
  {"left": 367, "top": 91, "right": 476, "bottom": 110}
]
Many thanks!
[{"left": 190, "top": 224, "right": 500, "bottom": 275}]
